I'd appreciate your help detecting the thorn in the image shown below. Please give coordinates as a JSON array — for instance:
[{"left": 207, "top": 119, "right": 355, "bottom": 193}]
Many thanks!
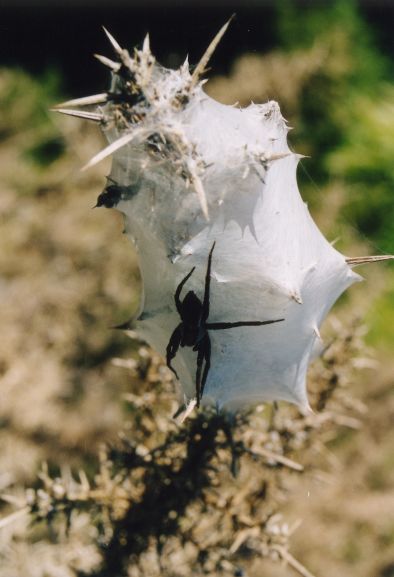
[
  {"left": 290, "top": 291, "right": 303, "bottom": 305},
  {"left": 78, "top": 469, "right": 91, "bottom": 491},
  {"left": 142, "top": 33, "right": 150, "bottom": 53},
  {"left": 190, "top": 14, "right": 235, "bottom": 89},
  {"left": 0, "top": 494, "right": 25, "bottom": 507},
  {"left": 181, "top": 55, "right": 190, "bottom": 73},
  {"left": 81, "top": 132, "right": 136, "bottom": 171},
  {"left": 102, "top": 26, "right": 123, "bottom": 54},
  {"left": 50, "top": 108, "right": 104, "bottom": 122},
  {"left": 346, "top": 255, "right": 394, "bottom": 266},
  {"left": 266, "top": 152, "right": 291, "bottom": 162},
  {"left": 313, "top": 325, "right": 322, "bottom": 340},
  {"left": 261, "top": 447, "right": 304, "bottom": 471},
  {"left": 94, "top": 53, "right": 121, "bottom": 71},
  {"left": 271, "top": 545, "right": 318, "bottom": 577},
  {"left": 242, "top": 165, "right": 250, "bottom": 179},
  {"left": 301, "top": 401, "right": 315, "bottom": 417},
  {"left": 0, "top": 506, "right": 30, "bottom": 530},
  {"left": 54, "top": 93, "right": 108, "bottom": 108},
  {"left": 174, "top": 398, "right": 197, "bottom": 425},
  {"left": 190, "top": 173, "right": 209, "bottom": 220}
]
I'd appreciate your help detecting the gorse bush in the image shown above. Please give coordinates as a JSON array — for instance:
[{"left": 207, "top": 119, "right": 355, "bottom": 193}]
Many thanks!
[
  {"left": 0, "top": 3, "right": 393, "bottom": 577},
  {"left": 23, "top": 322, "right": 368, "bottom": 577}
]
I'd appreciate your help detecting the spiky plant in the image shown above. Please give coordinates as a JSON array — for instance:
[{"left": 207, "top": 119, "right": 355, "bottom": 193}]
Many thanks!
[
  {"left": 53, "top": 20, "right": 392, "bottom": 414},
  {"left": 0, "top": 19, "right": 392, "bottom": 577},
  {"left": 2, "top": 320, "right": 370, "bottom": 577}
]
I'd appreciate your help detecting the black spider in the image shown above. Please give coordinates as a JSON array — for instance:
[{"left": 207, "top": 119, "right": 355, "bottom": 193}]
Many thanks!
[
  {"left": 94, "top": 184, "right": 123, "bottom": 208},
  {"left": 166, "top": 242, "right": 285, "bottom": 407},
  {"left": 93, "top": 178, "right": 137, "bottom": 208},
  {"left": 93, "top": 176, "right": 124, "bottom": 208}
]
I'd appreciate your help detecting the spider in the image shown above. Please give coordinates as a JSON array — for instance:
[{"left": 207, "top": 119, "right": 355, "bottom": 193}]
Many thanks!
[
  {"left": 93, "top": 183, "right": 123, "bottom": 208},
  {"left": 93, "top": 178, "right": 137, "bottom": 208},
  {"left": 166, "top": 242, "right": 285, "bottom": 407}
]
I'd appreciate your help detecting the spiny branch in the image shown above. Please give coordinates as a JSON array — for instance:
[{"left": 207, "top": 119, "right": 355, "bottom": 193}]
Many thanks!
[
  {"left": 346, "top": 255, "right": 394, "bottom": 266},
  {"left": 190, "top": 14, "right": 235, "bottom": 89},
  {"left": 50, "top": 108, "right": 105, "bottom": 122}
]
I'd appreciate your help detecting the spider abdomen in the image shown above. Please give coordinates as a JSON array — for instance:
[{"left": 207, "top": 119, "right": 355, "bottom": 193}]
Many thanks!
[{"left": 181, "top": 324, "right": 204, "bottom": 347}]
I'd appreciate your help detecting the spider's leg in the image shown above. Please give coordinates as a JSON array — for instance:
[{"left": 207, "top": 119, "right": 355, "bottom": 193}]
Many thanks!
[
  {"left": 175, "top": 267, "right": 195, "bottom": 314},
  {"left": 166, "top": 324, "right": 182, "bottom": 379},
  {"left": 206, "top": 318, "right": 284, "bottom": 330},
  {"left": 195, "top": 334, "right": 211, "bottom": 407},
  {"left": 200, "top": 334, "right": 211, "bottom": 400},
  {"left": 202, "top": 241, "right": 216, "bottom": 322},
  {"left": 195, "top": 345, "right": 204, "bottom": 407}
]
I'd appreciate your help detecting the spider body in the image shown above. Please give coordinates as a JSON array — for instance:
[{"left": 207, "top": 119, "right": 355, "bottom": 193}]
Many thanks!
[
  {"left": 179, "top": 292, "right": 205, "bottom": 346},
  {"left": 94, "top": 184, "right": 123, "bottom": 208},
  {"left": 166, "top": 242, "right": 285, "bottom": 406},
  {"left": 94, "top": 178, "right": 138, "bottom": 208}
]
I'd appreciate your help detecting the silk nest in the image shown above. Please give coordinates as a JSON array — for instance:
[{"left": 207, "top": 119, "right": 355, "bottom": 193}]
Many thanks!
[{"left": 54, "top": 22, "right": 392, "bottom": 413}]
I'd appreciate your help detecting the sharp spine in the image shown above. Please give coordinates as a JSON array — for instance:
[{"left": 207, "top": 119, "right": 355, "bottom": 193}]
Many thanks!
[
  {"left": 102, "top": 26, "right": 123, "bottom": 54},
  {"left": 94, "top": 53, "right": 121, "bottom": 71},
  {"left": 54, "top": 93, "right": 108, "bottom": 108},
  {"left": 51, "top": 108, "right": 105, "bottom": 122},
  {"left": 190, "top": 173, "right": 209, "bottom": 221},
  {"left": 313, "top": 325, "right": 322, "bottom": 340},
  {"left": 142, "top": 33, "right": 150, "bottom": 54},
  {"left": 346, "top": 255, "right": 394, "bottom": 266},
  {"left": 81, "top": 131, "right": 139, "bottom": 171},
  {"left": 190, "top": 14, "right": 235, "bottom": 89}
]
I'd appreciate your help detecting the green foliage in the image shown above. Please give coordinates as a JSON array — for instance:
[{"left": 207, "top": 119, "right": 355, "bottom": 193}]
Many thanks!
[
  {"left": 23, "top": 135, "right": 66, "bottom": 167},
  {"left": 366, "top": 270, "right": 394, "bottom": 348},
  {"left": 277, "top": 0, "right": 394, "bottom": 250},
  {"left": 0, "top": 68, "right": 61, "bottom": 135},
  {"left": 328, "top": 88, "right": 394, "bottom": 251},
  {"left": 277, "top": 0, "right": 388, "bottom": 87},
  {"left": 277, "top": 0, "right": 390, "bottom": 92},
  {"left": 0, "top": 69, "right": 66, "bottom": 188}
]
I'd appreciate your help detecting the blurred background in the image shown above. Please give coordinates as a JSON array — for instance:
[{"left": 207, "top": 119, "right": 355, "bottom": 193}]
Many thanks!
[{"left": 0, "top": 1, "right": 393, "bottom": 576}]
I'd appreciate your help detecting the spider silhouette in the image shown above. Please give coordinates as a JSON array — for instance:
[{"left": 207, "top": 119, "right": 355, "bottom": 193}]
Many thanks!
[{"left": 166, "top": 242, "right": 285, "bottom": 406}]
